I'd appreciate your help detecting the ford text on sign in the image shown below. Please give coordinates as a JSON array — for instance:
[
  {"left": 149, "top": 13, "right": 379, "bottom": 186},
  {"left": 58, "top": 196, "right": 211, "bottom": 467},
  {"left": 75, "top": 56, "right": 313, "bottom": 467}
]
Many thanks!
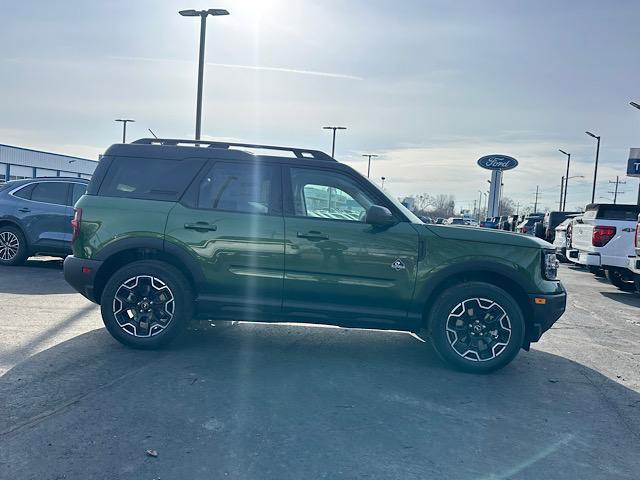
[{"left": 477, "top": 155, "right": 519, "bottom": 171}]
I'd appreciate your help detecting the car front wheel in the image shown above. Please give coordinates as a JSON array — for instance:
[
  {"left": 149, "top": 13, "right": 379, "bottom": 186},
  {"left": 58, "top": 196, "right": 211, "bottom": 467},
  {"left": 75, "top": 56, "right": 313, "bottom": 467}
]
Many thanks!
[
  {"left": 0, "top": 226, "right": 28, "bottom": 266},
  {"left": 100, "top": 260, "right": 194, "bottom": 349},
  {"left": 428, "top": 282, "right": 525, "bottom": 373}
]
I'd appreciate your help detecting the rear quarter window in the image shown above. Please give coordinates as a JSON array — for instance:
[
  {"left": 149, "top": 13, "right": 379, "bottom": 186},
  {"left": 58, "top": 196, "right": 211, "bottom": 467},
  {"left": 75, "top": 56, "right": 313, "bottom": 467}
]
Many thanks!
[
  {"left": 98, "top": 156, "right": 206, "bottom": 201},
  {"left": 595, "top": 206, "right": 640, "bottom": 221}
]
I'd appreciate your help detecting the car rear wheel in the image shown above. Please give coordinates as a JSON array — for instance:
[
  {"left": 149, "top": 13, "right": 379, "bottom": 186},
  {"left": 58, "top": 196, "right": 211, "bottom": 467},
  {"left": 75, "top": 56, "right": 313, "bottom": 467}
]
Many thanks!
[
  {"left": 0, "top": 226, "right": 28, "bottom": 266},
  {"left": 100, "top": 260, "right": 194, "bottom": 349},
  {"left": 428, "top": 282, "right": 525, "bottom": 373},
  {"left": 605, "top": 268, "right": 636, "bottom": 292}
]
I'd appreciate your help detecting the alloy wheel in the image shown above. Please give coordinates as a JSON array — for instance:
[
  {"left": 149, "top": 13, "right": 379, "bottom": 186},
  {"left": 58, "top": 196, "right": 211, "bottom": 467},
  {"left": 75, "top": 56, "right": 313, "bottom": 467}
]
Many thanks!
[
  {"left": 0, "top": 231, "right": 20, "bottom": 261},
  {"left": 445, "top": 297, "right": 512, "bottom": 362},
  {"left": 113, "top": 275, "right": 175, "bottom": 337}
]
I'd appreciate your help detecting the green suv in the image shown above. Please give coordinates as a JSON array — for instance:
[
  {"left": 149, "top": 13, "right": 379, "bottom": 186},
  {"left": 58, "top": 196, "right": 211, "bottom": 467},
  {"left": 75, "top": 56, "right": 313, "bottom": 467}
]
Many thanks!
[{"left": 64, "top": 138, "right": 566, "bottom": 373}]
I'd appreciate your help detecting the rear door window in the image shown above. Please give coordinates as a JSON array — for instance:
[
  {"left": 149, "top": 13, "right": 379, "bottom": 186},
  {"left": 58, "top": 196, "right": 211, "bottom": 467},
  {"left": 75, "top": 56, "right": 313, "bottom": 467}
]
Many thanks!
[
  {"left": 194, "top": 162, "right": 278, "bottom": 214},
  {"left": 30, "top": 182, "right": 69, "bottom": 205},
  {"left": 98, "top": 156, "right": 206, "bottom": 201}
]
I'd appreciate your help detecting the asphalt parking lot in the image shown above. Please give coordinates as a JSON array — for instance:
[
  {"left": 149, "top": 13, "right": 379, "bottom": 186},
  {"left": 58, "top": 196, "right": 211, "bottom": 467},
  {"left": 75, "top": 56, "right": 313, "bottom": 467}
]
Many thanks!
[{"left": 0, "top": 260, "right": 639, "bottom": 480}]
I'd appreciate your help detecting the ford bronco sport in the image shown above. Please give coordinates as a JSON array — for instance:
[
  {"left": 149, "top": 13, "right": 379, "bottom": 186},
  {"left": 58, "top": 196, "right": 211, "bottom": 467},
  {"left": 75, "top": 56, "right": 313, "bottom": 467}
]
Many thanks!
[{"left": 64, "top": 139, "right": 566, "bottom": 373}]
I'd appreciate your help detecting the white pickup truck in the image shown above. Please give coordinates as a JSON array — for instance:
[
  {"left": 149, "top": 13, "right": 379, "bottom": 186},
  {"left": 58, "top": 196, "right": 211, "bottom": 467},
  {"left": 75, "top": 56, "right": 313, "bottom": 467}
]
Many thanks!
[
  {"left": 628, "top": 213, "right": 640, "bottom": 292},
  {"left": 567, "top": 203, "right": 640, "bottom": 291}
]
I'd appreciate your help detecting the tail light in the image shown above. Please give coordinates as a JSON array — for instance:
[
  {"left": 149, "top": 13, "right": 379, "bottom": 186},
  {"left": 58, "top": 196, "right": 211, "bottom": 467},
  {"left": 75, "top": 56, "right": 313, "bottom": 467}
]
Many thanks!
[
  {"left": 71, "top": 208, "right": 82, "bottom": 243},
  {"left": 592, "top": 225, "right": 616, "bottom": 247}
]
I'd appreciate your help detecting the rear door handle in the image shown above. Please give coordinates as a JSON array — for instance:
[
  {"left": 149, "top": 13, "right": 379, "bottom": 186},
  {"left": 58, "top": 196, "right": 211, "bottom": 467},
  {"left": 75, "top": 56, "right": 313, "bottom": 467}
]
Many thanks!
[
  {"left": 184, "top": 222, "right": 217, "bottom": 232},
  {"left": 18, "top": 208, "right": 31, "bottom": 213},
  {"left": 297, "top": 231, "right": 329, "bottom": 240}
]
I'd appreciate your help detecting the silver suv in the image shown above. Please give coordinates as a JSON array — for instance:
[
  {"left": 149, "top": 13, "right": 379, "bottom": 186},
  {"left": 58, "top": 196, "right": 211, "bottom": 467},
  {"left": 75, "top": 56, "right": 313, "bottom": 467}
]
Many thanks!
[{"left": 0, "top": 177, "right": 88, "bottom": 265}]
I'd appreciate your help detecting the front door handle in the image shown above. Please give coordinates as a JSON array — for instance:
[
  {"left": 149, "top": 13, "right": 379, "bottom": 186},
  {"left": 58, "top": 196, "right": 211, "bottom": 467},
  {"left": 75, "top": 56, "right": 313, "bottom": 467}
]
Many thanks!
[
  {"left": 184, "top": 222, "right": 217, "bottom": 232},
  {"left": 297, "top": 231, "right": 329, "bottom": 240},
  {"left": 18, "top": 208, "right": 31, "bottom": 213}
]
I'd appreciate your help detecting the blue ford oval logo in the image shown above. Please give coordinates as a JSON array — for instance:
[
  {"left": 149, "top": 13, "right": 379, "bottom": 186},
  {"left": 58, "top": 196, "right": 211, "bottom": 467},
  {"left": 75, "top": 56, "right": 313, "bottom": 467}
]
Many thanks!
[{"left": 477, "top": 155, "right": 519, "bottom": 171}]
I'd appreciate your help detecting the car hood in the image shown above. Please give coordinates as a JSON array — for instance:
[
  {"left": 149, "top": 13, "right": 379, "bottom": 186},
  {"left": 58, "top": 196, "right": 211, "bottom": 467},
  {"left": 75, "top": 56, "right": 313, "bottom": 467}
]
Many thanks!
[{"left": 421, "top": 224, "right": 553, "bottom": 249}]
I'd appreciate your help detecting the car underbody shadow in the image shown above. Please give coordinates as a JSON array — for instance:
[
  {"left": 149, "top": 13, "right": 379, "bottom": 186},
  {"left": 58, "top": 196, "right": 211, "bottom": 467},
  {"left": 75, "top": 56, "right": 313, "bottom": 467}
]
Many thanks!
[{"left": 1, "top": 323, "right": 639, "bottom": 479}]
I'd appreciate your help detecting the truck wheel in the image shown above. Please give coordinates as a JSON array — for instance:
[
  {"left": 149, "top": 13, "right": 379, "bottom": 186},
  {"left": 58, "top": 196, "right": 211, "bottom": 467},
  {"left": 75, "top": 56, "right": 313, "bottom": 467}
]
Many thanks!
[
  {"left": 0, "top": 226, "right": 29, "bottom": 266},
  {"left": 605, "top": 268, "right": 636, "bottom": 292},
  {"left": 428, "top": 282, "right": 525, "bottom": 373},
  {"left": 100, "top": 260, "right": 194, "bottom": 349}
]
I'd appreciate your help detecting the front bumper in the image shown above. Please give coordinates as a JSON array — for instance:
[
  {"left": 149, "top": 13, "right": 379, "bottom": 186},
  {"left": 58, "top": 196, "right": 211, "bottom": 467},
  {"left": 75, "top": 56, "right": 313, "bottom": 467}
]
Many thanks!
[
  {"left": 629, "top": 256, "right": 640, "bottom": 275},
  {"left": 63, "top": 255, "right": 103, "bottom": 303},
  {"left": 527, "top": 287, "right": 567, "bottom": 342}
]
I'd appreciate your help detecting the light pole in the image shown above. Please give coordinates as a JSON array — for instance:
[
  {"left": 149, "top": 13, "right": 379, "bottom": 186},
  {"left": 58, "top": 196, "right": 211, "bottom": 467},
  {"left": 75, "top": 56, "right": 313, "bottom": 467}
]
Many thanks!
[
  {"left": 115, "top": 119, "right": 135, "bottom": 143},
  {"left": 630, "top": 101, "right": 640, "bottom": 204},
  {"left": 362, "top": 154, "right": 378, "bottom": 178},
  {"left": 559, "top": 175, "right": 584, "bottom": 210},
  {"left": 322, "top": 126, "right": 346, "bottom": 158},
  {"left": 180, "top": 8, "right": 230, "bottom": 141},
  {"left": 477, "top": 190, "right": 483, "bottom": 221},
  {"left": 381, "top": 176, "right": 386, "bottom": 189},
  {"left": 559, "top": 149, "right": 571, "bottom": 211},
  {"left": 585, "top": 131, "right": 601, "bottom": 204}
]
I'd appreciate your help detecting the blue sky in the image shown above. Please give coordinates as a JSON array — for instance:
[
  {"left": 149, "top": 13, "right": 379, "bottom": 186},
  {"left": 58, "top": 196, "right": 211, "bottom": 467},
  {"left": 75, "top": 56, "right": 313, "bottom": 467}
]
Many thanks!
[{"left": 2, "top": 0, "right": 639, "bottom": 210}]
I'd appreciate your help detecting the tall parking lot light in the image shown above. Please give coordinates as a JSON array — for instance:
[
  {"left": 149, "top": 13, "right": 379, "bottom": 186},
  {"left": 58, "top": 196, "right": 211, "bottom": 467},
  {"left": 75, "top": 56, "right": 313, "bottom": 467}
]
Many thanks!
[
  {"left": 630, "top": 101, "right": 640, "bottom": 204},
  {"left": 585, "top": 131, "right": 601, "bottom": 204},
  {"left": 180, "top": 8, "right": 230, "bottom": 141},
  {"left": 559, "top": 149, "right": 571, "bottom": 211},
  {"left": 115, "top": 119, "right": 135, "bottom": 143},
  {"left": 362, "top": 154, "right": 378, "bottom": 178},
  {"left": 323, "top": 126, "right": 347, "bottom": 158}
]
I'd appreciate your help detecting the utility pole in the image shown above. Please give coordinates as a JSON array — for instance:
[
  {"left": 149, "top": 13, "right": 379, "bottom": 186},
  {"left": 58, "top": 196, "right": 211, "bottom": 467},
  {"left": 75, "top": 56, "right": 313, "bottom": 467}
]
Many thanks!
[
  {"left": 559, "top": 176, "right": 565, "bottom": 210},
  {"left": 608, "top": 176, "right": 626, "bottom": 204},
  {"left": 533, "top": 185, "right": 540, "bottom": 212},
  {"left": 362, "top": 154, "right": 378, "bottom": 178},
  {"left": 477, "top": 190, "right": 483, "bottom": 221},
  {"left": 381, "top": 176, "right": 386, "bottom": 189}
]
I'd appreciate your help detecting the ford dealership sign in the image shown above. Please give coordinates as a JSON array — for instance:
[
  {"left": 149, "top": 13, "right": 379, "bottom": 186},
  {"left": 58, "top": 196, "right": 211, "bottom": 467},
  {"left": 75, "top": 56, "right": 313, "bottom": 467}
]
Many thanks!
[
  {"left": 627, "top": 148, "right": 640, "bottom": 178},
  {"left": 477, "top": 154, "right": 519, "bottom": 171}
]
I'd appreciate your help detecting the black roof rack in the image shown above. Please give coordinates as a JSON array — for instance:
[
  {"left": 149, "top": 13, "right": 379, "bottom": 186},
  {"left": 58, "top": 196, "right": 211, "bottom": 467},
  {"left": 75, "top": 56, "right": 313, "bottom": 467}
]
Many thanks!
[{"left": 131, "top": 138, "right": 335, "bottom": 162}]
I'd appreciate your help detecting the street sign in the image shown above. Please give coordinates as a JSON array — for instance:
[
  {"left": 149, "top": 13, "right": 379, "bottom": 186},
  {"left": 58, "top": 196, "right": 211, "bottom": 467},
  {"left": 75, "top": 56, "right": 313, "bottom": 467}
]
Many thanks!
[
  {"left": 627, "top": 148, "right": 640, "bottom": 177},
  {"left": 477, "top": 154, "right": 519, "bottom": 171}
]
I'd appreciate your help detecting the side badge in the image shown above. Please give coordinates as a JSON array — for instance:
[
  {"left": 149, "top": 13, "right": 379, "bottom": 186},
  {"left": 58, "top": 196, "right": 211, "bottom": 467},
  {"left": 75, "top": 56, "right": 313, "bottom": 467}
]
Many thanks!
[{"left": 391, "top": 259, "right": 405, "bottom": 271}]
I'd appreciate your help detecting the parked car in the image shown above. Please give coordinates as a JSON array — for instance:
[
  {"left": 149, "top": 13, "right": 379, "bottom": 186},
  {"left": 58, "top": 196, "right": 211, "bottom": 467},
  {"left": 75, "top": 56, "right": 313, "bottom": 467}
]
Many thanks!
[
  {"left": 567, "top": 203, "right": 640, "bottom": 291},
  {"left": 0, "top": 177, "right": 89, "bottom": 265},
  {"left": 480, "top": 217, "right": 500, "bottom": 229},
  {"left": 434, "top": 217, "right": 445, "bottom": 224},
  {"left": 552, "top": 217, "right": 575, "bottom": 261},
  {"left": 516, "top": 214, "right": 544, "bottom": 235},
  {"left": 628, "top": 213, "right": 640, "bottom": 293},
  {"left": 543, "top": 211, "right": 582, "bottom": 243},
  {"left": 63, "top": 138, "right": 566, "bottom": 373},
  {"left": 505, "top": 215, "right": 520, "bottom": 232},
  {"left": 444, "top": 217, "right": 466, "bottom": 225}
]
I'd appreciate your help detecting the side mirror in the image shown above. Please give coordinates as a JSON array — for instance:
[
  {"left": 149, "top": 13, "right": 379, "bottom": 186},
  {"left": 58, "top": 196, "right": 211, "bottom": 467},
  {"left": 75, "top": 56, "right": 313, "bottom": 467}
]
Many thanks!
[{"left": 365, "top": 205, "right": 395, "bottom": 225}]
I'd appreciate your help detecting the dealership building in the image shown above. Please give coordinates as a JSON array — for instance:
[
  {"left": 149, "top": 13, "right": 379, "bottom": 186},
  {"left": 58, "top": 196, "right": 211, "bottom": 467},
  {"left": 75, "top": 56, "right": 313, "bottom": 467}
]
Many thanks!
[{"left": 0, "top": 144, "right": 97, "bottom": 183}]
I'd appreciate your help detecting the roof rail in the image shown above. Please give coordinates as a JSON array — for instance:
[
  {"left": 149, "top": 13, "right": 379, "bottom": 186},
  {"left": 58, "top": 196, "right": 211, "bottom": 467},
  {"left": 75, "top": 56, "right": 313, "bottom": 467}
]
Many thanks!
[{"left": 131, "top": 138, "right": 335, "bottom": 162}]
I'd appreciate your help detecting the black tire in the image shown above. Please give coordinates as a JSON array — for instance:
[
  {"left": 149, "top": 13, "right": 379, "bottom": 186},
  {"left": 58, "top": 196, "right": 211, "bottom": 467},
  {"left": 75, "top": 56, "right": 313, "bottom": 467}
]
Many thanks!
[
  {"left": 100, "top": 260, "right": 194, "bottom": 349},
  {"left": 588, "top": 266, "right": 606, "bottom": 278},
  {"left": 605, "top": 268, "right": 636, "bottom": 292},
  {"left": 0, "top": 225, "right": 29, "bottom": 266},
  {"left": 428, "top": 282, "right": 525, "bottom": 373}
]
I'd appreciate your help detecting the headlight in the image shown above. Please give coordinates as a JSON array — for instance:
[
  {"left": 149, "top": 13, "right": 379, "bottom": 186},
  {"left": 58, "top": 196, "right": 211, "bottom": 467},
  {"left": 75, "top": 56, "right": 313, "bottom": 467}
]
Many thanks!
[{"left": 543, "top": 252, "right": 559, "bottom": 280}]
